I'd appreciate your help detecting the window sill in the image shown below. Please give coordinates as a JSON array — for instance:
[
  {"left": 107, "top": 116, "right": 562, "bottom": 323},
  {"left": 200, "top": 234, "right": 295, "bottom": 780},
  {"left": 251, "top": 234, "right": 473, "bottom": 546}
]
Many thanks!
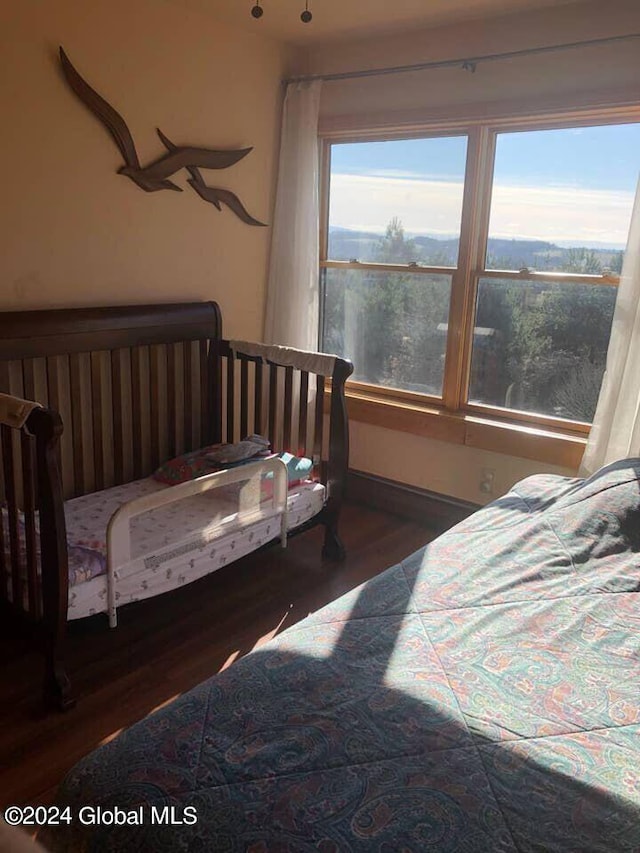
[{"left": 343, "top": 389, "right": 586, "bottom": 469}]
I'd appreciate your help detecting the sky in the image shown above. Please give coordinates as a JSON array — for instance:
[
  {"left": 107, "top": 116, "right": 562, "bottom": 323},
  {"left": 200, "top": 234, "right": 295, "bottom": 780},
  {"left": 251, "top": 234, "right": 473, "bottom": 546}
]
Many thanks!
[{"left": 328, "top": 124, "right": 640, "bottom": 248}]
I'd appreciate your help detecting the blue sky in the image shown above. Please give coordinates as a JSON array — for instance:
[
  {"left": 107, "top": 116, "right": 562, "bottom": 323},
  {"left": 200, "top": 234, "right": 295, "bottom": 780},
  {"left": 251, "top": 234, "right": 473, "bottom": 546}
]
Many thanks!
[
  {"left": 331, "top": 136, "right": 468, "bottom": 183},
  {"left": 329, "top": 123, "right": 640, "bottom": 247}
]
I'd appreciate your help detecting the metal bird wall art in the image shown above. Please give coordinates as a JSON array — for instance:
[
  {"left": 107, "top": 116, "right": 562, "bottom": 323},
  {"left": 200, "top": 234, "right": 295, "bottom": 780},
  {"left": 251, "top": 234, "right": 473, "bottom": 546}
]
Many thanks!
[{"left": 58, "top": 47, "right": 267, "bottom": 225}]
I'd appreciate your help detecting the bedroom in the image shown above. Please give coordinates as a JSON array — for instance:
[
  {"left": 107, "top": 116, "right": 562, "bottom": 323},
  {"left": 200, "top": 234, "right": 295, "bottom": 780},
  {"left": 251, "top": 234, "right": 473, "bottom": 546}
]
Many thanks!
[{"left": 1, "top": 0, "right": 639, "bottom": 849}]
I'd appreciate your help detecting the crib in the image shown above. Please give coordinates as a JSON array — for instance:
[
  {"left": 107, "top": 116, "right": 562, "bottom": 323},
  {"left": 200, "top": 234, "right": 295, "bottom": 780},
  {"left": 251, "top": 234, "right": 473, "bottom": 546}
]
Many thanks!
[{"left": 0, "top": 302, "right": 352, "bottom": 709}]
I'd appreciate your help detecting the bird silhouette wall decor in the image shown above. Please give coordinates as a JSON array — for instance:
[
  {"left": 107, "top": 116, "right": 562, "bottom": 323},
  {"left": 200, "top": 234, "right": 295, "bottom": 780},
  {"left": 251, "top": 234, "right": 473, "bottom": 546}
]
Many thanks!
[{"left": 58, "top": 47, "right": 267, "bottom": 226}]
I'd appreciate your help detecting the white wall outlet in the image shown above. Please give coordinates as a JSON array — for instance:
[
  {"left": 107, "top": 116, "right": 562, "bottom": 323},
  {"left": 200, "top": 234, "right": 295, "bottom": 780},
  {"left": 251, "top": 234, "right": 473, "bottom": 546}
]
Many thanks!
[{"left": 479, "top": 467, "right": 495, "bottom": 494}]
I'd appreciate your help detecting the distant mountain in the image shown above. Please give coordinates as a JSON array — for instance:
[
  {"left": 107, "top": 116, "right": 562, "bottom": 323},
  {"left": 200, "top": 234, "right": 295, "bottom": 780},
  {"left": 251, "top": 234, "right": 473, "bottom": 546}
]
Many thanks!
[{"left": 327, "top": 227, "right": 623, "bottom": 273}]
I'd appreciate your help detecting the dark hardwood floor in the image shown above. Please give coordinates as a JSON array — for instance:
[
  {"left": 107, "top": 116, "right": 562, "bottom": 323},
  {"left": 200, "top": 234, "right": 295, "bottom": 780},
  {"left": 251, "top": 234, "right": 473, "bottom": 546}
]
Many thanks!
[{"left": 0, "top": 503, "right": 435, "bottom": 808}]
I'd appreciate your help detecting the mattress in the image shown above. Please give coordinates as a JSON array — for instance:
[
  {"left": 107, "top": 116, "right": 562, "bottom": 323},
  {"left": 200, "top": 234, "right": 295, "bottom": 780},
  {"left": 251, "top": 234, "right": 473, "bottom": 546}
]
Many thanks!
[
  {"left": 43, "top": 458, "right": 640, "bottom": 852},
  {"left": 66, "top": 477, "right": 325, "bottom": 621}
]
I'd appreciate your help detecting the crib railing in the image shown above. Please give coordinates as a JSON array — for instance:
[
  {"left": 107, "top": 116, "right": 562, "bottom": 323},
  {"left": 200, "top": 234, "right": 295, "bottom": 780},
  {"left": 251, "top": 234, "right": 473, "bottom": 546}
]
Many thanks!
[
  {"left": 0, "top": 403, "right": 72, "bottom": 708},
  {"left": 0, "top": 302, "right": 221, "bottom": 500},
  {"left": 214, "top": 340, "right": 353, "bottom": 558}
]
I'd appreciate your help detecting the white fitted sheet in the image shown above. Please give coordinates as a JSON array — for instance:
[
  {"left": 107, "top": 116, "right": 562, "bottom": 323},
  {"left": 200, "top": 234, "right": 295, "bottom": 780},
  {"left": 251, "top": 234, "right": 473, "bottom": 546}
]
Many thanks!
[{"left": 66, "top": 479, "right": 325, "bottom": 621}]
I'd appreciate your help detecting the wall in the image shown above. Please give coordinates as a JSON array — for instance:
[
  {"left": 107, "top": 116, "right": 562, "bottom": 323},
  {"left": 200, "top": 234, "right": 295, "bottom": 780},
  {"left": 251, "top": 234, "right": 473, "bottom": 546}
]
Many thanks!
[
  {"left": 0, "top": 0, "right": 293, "bottom": 340},
  {"left": 349, "top": 422, "right": 574, "bottom": 506},
  {"left": 303, "top": 0, "right": 640, "bottom": 129},
  {"left": 301, "top": 0, "right": 640, "bottom": 502}
]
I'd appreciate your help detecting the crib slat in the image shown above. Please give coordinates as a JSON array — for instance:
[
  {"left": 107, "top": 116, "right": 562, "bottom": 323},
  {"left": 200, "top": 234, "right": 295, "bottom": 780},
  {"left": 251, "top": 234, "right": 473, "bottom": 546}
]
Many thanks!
[
  {"left": 69, "top": 354, "right": 85, "bottom": 495},
  {"left": 313, "top": 375, "right": 325, "bottom": 472},
  {"left": 130, "top": 348, "right": 143, "bottom": 479},
  {"left": 298, "top": 371, "right": 309, "bottom": 456},
  {"left": 183, "top": 341, "right": 193, "bottom": 452},
  {"left": 149, "top": 345, "right": 161, "bottom": 470},
  {"left": 240, "top": 358, "right": 249, "bottom": 440},
  {"left": 0, "top": 480, "right": 6, "bottom": 598},
  {"left": 21, "top": 432, "right": 39, "bottom": 617},
  {"left": 200, "top": 340, "right": 209, "bottom": 447},
  {"left": 254, "top": 361, "right": 263, "bottom": 436},
  {"left": 2, "top": 425, "right": 23, "bottom": 608},
  {"left": 268, "top": 364, "right": 278, "bottom": 451},
  {"left": 0, "top": 422, "right": 7, "bottom": 596},
  {"left": 283, "top": 366, "right": 293, "bottom": 451},
  {"left": 0, "top": 360, "right": 9, "bottom": 394},
  {"left": 210, "top": 341, "right": 222, "bottom": 446},
  {"left": 111, "top": 350, "right": 125, "bottom": 485},
  {"left": 226, "top": 353, "right": 235, "bottom": 444},
  {"left": 46, "top": 356, "right": 61, "bottom": 414},
  {"left": 167, "top": 343, "right": 177, "bottom": 458},
  {"left": 90, "top": 352, "right": 104, "bottom": 492},
  {"left": 45, "top": 357, "right": 61, "bottom": 498},
  {"left": 22, "top": 359, "right": 36, "bottom": 402}
]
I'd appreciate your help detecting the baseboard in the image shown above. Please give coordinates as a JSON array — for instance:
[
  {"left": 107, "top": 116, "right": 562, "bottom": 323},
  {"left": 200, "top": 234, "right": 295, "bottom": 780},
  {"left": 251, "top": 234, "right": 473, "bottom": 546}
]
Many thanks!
[{"left": 346, "top": 470, "right": 480, "bottom": 531}]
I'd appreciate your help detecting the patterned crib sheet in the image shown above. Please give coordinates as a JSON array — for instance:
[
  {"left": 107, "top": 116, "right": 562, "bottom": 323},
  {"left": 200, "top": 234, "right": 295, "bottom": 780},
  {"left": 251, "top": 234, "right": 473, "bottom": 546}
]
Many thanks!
[
  {"left": 2, "top": 469, "right": 321, "bottom": 593},
  {"left": 1, "top": 505, "right": 107, "bottom": 589}
]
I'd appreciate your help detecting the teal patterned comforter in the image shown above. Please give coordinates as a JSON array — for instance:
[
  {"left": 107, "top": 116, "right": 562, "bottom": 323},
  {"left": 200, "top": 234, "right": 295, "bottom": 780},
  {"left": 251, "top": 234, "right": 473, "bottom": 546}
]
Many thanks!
[{"left": 44, "top": 459, "right": 640, "bottom": 851}]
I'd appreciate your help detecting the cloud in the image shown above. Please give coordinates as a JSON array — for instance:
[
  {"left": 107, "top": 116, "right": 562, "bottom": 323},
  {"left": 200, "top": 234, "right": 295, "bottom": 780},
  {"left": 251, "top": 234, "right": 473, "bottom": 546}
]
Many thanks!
[
  {"left": 329, "top": 172, "right": 635, "bottom": 246},
  {"left": 342, "top": 167, "right": 466, "bottom": 182}
]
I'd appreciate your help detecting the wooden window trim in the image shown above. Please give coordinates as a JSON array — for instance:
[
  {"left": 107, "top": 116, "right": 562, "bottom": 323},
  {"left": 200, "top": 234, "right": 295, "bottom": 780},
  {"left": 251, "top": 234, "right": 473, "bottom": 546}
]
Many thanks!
[
  {"left": 345, "top": 378, "right": 590, "bottom": 434},
  {"left": 339, "top": 388, "right": 586, "bottom": 469}
]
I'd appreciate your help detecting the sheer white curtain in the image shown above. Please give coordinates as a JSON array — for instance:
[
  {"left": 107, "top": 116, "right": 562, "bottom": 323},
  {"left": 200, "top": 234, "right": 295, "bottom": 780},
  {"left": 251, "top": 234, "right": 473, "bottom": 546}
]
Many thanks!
[
  {"left": 580, "top": 177, "right": 640, "bottom": 475},
  {"left": 264, "top": 80, "right": 322, "bottom": 350}
]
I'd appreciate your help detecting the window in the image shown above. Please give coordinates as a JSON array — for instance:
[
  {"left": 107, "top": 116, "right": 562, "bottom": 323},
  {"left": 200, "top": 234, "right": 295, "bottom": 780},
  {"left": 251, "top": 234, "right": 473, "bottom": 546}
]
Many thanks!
[
  {"left": 320, "top": 115, "right": 640, "bottom": 438},
  {"left": 322, "top": 135, "right": 466, "bottom": 396}
]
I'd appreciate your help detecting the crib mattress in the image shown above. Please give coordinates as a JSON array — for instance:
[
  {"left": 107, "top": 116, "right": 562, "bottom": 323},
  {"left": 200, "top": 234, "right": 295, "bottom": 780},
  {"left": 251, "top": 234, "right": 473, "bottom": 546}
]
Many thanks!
[{"left": 65, "top": 477, "right": 325, "bottom": 621}]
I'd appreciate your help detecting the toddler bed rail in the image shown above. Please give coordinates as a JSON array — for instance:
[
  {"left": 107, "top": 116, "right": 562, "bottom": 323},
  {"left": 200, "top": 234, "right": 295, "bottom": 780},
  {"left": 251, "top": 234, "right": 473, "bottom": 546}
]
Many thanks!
[
  {"left": 105, "top": 456, "right": 289, "bottom": 629},
  {"left": 0, "top": 302, "right": 353, "bottom": 709}
]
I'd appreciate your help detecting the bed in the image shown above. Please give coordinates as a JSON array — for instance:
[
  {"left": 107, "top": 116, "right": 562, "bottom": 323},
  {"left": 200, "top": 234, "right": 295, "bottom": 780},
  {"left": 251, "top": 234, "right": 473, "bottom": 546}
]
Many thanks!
[
  {"left": 42, "top": 458, "right": 640, "bottom": 851},
  {"left": 0, "top": 303, "right": 352, "bottom": 709}
]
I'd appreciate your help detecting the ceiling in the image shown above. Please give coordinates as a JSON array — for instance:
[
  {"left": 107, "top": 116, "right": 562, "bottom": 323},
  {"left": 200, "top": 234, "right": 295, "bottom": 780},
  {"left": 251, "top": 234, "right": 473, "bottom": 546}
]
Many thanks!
[{"left": 187, "top": 0, "right": 585, "bottom": 45}]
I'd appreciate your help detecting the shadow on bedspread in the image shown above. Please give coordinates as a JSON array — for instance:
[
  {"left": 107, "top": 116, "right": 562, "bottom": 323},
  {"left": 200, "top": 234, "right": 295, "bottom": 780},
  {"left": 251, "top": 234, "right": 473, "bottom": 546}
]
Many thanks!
[{"left": 42, "top": 460, "right": 640, "bottom": 852}]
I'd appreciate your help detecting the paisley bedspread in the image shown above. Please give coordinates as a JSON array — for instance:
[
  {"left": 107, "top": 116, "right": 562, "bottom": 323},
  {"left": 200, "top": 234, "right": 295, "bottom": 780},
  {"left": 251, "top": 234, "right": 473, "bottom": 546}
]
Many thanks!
[{"left": 43, "top": 459, "right": 640, "bottom": 852}]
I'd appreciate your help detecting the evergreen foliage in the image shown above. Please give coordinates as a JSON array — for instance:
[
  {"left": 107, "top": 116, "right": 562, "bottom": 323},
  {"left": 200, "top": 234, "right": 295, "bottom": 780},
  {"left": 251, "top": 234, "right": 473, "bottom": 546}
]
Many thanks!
[{"left": 323, "top": 220, "right": 618, "bottom": 421}]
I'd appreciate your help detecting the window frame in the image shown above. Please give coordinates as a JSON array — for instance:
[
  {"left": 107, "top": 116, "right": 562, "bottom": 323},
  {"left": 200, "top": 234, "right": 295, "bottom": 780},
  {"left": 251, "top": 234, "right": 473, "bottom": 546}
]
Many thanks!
[{"left": 319, "top": 105, "right": 640, "bottom": 462}]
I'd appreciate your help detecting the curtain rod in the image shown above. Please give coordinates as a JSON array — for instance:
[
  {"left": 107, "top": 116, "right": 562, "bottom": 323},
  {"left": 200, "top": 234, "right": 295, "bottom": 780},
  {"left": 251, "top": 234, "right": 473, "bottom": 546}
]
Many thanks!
[{"left": 285, "top": 32, "right": 640, "bottom": 84}]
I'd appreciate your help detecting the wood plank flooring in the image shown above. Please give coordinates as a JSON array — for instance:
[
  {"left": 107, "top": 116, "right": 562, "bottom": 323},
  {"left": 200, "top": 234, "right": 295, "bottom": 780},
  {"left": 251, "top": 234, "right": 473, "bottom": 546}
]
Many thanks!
[{"left": 0, "top": 503, "right": 435, "bottom": 808}]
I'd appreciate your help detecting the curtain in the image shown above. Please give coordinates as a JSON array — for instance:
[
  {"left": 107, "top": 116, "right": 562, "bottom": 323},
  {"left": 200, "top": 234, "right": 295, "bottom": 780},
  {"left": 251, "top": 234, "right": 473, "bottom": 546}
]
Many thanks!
[
  {"left": 580, "top": 177, "right": 640, "bottom": 475},
  {"left": 264, "top": 80, "right": 322, "bottom": 350}
]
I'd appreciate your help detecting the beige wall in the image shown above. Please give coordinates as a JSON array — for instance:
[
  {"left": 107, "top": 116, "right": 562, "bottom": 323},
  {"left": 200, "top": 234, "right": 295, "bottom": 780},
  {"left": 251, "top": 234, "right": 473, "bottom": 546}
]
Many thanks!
[
  {"left": 303, "top": 0, "right": 640, "bottom": 499},
  {"left": 349, "top": 422, "right": 574, "bottom": 506},
  {"left": 0, "top": 0, "right": 293, "bottom": 340}
]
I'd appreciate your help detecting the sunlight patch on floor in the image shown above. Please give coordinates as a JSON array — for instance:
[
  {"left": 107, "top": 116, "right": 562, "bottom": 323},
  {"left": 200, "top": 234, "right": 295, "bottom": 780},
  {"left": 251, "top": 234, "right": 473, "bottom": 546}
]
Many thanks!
[
  {"left": 219, "top": 651, "right": 240, "bottom": 671},
  {"left": 99, "top": 727, "right": 125, "bottom": 746},
  {"left": 251, "top": 609, "right": 293, "bottom": 651}
]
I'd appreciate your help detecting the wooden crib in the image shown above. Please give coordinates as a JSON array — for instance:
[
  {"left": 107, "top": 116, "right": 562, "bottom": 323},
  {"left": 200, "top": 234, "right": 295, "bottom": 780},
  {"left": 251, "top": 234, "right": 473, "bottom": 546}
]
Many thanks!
[{"left": 0, "top": 302, "right": 352, "bottom": 709}]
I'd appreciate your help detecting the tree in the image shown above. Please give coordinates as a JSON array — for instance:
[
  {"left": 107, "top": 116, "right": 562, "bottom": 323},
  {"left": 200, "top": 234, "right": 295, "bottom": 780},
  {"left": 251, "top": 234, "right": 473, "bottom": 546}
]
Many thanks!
[
  {"left": 608, "top": 250, "right": 624, "bottom": 275},
  {"left": 553, "top": 360, "right": 606, "bottom": 422},
  {"left": 323, "top": 218, "right": 450, "bottom": 393},
  {"left": 562, "top": 247, "right": 603, "bottom": 275},
  {"left": 323, "top": 223, "right": 614, "bottom": 422},
  {"left": 375, "top": 217, "right": 418, "bottom": 264}
]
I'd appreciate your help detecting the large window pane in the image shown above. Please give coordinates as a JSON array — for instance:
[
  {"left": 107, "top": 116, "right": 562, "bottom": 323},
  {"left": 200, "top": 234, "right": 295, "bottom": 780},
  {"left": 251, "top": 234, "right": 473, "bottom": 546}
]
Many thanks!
[
  {"left": 327, "top": 136, "right": 467, "bottom": 266},
  {"left": 322, "top": 268, "right": 451, "bottom": 396},
  {"left": 486, "top": 123, "right": 640, "bottom": 273},
  {"left": 468, "top": 277, "right": 617, "bottom": 422}
]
